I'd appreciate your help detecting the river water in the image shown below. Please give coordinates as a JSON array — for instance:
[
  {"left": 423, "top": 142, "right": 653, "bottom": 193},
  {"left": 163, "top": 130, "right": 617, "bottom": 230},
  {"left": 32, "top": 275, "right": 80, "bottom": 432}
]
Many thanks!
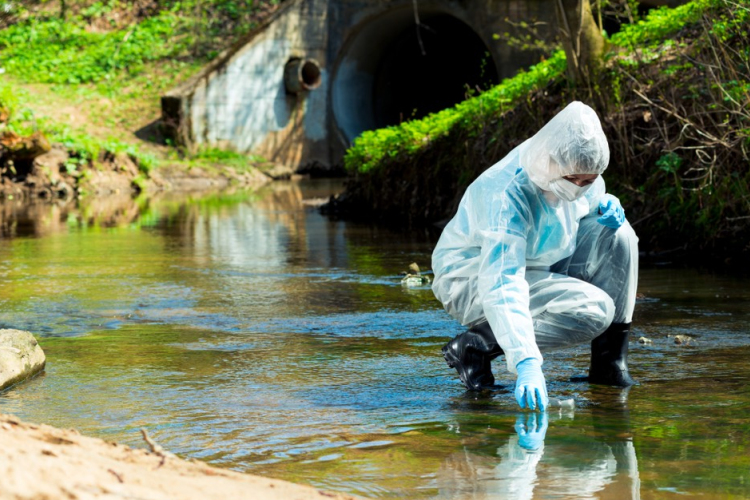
[{"left": 1, "top": 179, "right": 749, "bottom": 499}]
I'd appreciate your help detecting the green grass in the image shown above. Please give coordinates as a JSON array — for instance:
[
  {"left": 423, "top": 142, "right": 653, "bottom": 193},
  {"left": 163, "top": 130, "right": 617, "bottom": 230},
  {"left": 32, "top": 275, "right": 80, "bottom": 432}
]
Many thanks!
[
  {"left": 0, "top": 78, "right": 156, "bottom": 172},
  {"left": 0, "top": 11, "right": 191, "bottom": 84},
  {"left": 0, "top": 0, "right": 281, "bottom": 173}
]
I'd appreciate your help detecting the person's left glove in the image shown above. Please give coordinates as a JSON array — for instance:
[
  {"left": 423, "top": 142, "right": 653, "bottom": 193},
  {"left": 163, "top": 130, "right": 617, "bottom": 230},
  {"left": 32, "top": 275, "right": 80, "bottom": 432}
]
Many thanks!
[
  {"left": 515, "top": 358, "right": 548, "bottom": 411},
  {"left": 597, "top": 194, "right": 625, "bottom": 229}
]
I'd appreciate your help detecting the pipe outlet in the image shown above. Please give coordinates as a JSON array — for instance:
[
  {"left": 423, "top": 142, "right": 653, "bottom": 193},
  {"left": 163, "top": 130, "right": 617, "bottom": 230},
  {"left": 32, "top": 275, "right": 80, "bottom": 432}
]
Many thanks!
[{"left": 284, "top": 58, "right": 322, "bottom": 93}]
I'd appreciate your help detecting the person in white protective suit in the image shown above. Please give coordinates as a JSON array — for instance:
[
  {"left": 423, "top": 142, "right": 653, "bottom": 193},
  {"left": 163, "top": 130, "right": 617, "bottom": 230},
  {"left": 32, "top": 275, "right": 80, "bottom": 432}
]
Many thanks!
[{"left": 432, "top": 101, "right": 639, "bottom": 411}]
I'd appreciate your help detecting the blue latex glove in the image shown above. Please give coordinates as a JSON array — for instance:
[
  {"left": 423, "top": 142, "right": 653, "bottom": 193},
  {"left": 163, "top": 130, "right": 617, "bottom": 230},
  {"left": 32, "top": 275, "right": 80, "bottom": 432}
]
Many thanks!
[
  {"left": 514, "top": 358, "right": 549, "bottom": 411},
  {"left": 597, "top": 194, "right": 625, "bottom": 229},
  {"left": 514, "top": 412, "right": 549, "bottom": 451}
]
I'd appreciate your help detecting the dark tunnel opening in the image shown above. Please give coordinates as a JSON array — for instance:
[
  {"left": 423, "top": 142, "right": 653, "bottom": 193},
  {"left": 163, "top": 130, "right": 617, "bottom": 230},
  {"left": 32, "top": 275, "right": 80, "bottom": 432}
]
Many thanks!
[
  {"left": 332, "top": 10, "right": 500, "bottom": 143},
  {"left": 372, "top": 15, "right": 499, "bottom": 128}
]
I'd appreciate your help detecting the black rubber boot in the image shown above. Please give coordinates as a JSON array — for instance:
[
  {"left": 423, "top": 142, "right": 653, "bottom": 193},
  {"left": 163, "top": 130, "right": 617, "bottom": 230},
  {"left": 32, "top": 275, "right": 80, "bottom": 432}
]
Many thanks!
[
  {"left": 442, "top": 322, "right": 504, "bottom": 391},
  {"left": 588, "top": 322, "right": 637, "bottom": 387}
]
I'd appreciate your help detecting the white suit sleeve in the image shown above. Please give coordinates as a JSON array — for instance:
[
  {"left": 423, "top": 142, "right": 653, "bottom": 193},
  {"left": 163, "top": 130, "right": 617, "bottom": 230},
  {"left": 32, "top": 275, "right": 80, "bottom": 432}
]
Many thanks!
[{"left": 477, "top": 194, "right": 543, "bottom": 374}]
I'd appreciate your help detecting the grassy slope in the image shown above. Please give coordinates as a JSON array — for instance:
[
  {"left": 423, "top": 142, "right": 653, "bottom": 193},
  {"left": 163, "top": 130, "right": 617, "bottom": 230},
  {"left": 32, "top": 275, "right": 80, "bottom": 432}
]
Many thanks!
[
  {"left": 342, "top": 0, "right": 750, "bottom": 261},
  {"left": 0, "top": 0, "right": 282, "bottom": 174}
]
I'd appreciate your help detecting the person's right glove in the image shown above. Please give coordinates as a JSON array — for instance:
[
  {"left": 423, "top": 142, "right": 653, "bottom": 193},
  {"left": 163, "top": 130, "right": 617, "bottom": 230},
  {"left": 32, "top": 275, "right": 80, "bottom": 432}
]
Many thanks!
[{"left": 514, "top": 358, "right": 549, "bottom": 411}]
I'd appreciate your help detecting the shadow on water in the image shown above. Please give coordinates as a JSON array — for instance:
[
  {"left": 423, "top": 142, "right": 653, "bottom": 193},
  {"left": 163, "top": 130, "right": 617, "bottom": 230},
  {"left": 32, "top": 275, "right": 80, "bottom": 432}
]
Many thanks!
[{"left": 1, "top": 178, "right": 749, "bottom": 499}]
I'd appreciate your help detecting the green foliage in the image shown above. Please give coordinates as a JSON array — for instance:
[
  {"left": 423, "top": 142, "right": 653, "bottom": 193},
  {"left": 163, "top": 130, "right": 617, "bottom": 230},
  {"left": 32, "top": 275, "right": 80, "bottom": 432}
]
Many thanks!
[
  {"left": 180, "top": 0, "right": 282, "bottom": 57},
  {"left": 0, "top": 80, "right": 19, "bottom": 117},
  {"left": 186, "top": 146, "right": 264, "bottom": 173},
  {"left": 0, "top": 0, "right": 281, "bottom": 85},
  {"left": 0, "top": 79, "right": 156, "bottom": 173},
  {"left": 0, "top": 11, "right": 191, "bottom": 84},
  {"left": 655, "top": 152, "right": 683, "bottom": 175},
  {"left": 51, "top": 126, "right": 157, "bottom": 173},
  {"left": 192, "top": 147, "right": 249, "bottom": 162},
  {"left": 103, "top": 139, "right": 157, "bottom": 173},
  {"left": 0, "top": 82, "right": 40, "bottom": 139},
  {"left": 494, "top": 19, "right": 560, "bottom": 58},
  {"left": 608, "top": 0, "right": 709, "bottom": 49}
]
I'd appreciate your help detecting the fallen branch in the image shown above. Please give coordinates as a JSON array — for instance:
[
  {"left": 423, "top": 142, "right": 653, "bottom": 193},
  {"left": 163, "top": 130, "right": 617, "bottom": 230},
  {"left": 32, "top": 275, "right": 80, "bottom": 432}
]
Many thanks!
[{"left": 140, "top": 428, "right": 177, "bottom": 466}]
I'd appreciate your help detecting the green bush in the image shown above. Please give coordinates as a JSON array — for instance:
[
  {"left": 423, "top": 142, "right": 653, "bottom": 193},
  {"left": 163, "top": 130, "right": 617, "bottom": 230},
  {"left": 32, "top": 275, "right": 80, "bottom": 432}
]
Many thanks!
[{"left": 608, "top": 0, "right": 709, "bottom": 49}]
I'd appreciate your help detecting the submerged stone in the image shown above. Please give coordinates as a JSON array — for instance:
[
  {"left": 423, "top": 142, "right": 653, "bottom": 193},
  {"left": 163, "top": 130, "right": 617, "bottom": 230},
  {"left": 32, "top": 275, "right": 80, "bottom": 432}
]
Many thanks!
[
  {"left": 0, "top": 329, "right": 46, "bottom": 392},
  {"left": 672, "top": 334, "right": 695, "bottom": 345}
]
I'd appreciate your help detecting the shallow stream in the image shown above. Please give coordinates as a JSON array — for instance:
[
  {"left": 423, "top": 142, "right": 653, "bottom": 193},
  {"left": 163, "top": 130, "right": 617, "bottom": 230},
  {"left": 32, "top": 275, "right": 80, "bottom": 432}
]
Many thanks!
[{"left": 1, "top": 179, "right": 749, "bottom": 499}]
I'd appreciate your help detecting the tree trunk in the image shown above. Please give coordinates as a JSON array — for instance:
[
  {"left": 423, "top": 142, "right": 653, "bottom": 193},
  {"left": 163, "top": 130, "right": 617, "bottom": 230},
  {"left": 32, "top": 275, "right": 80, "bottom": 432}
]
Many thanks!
[{"left": 555, "top": 0, "right": 606, "bottom": 85}]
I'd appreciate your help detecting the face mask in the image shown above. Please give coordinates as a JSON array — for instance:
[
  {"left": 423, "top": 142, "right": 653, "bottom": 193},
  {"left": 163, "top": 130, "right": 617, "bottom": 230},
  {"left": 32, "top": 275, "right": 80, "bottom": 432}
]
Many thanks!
[{"left": 548, "top": 178, "right": 593, "bottom": 202}]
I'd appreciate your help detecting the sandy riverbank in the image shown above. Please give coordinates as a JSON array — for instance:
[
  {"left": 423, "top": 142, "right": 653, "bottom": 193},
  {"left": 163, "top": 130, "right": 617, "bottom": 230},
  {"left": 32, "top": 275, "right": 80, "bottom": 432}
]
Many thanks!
[{"left": 0, "top": 413, "right": 366, "bottom": 500}]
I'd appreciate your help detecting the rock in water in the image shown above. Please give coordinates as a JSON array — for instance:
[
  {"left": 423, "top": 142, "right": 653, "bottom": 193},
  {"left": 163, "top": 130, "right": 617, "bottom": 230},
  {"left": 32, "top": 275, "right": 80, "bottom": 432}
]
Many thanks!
[
  {"left": 0, "top": 329, "right": 46, "bottom": 392},
  {"left": 673, "top": 334, "right": 694, "bottom": 345}
]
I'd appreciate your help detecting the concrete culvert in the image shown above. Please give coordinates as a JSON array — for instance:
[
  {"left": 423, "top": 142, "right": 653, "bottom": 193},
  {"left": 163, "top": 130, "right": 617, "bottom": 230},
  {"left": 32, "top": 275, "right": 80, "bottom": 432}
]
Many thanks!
[
  {"left": 284, "top": 58, "right": 323, "bottom": 93},
  {"left": 332, "top": 9, "right": 499, "bottom": 143}
]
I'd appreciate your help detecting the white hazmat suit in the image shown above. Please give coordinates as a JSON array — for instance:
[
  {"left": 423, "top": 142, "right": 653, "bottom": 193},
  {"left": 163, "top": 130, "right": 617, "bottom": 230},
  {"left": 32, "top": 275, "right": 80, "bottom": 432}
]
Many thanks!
[{"left": 432, "top": 102, "right": 638, "bottom": 380}]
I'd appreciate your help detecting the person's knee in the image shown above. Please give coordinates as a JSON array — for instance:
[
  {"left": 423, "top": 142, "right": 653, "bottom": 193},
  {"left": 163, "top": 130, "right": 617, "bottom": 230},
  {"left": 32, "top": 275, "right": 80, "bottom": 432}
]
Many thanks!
[
  {"left": 534, "top": 291, "right": 614, "bottom": 350},
  {"left": 544, "top": 286, "right": 615, "bottom": 339},
  {"left": 581, "top": 291, "right": 615, "bottom": 340},
  {"left": 611, "top": 222, "right": 638, "bottom": 260},
  {"left": 568, "top": 289, "right": 614, "bottom": 341}
]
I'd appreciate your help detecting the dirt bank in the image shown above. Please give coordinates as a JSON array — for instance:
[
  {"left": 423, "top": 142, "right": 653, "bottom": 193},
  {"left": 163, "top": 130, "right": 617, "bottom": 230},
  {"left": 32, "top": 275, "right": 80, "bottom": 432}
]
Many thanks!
[
  {"left": 0, "top": 141, "right": 275, "bottom": 202},
  {"left": 0, "top": 413, "right": 365, "bottom": 500}
]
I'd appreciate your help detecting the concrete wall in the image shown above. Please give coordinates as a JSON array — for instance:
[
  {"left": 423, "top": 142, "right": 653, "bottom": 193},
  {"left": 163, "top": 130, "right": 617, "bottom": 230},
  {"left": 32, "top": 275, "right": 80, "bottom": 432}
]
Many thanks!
[
  {"left": 162, "top": 0, "right": 559, "bottom": 171},
  {"left": 163, "top": 0, "right": 330, "bottom": 168}
]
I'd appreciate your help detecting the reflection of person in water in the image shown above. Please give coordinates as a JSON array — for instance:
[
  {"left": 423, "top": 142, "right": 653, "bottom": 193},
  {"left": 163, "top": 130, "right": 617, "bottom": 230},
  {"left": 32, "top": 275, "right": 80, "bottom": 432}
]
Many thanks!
[{"left": 436, "top": 389, "right": 640, "bottom": 499}]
